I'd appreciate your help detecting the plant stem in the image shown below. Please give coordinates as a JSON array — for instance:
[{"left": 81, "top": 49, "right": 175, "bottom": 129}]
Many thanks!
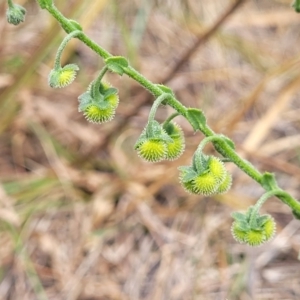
[
  {"left": 54, "top": 30, "right": 82, "bottom": 69},
  {"left": 91, "top": 65, "right": 108, "bottom": 99},
  {"left": 146, "top": 93, "right": 170, "bottom": 137},
  {"left": 163, "top": 112, "right": 180, "bottom": 127}
]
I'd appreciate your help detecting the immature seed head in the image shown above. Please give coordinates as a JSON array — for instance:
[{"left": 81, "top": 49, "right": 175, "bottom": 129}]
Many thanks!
[
  {"left": 215, "top": 171, "right": 232, "bottom": 194},
  {"left": 48, "top": 64, "right": 79, "bottom": 88},
  {"left": 231, "top": 211, "right": 276, "bottom": 247},
  {"left": 6, "top": 4, "right": 26, "bottom": 25},
  {"left": 192, "top": 172, "right": 218, "bottom": 196},
  {"left": 83, "top": 104, "right": 115, "bottom": 124},
  {"left": 137, "top": 139, "right": 167, "bottom": 163}
]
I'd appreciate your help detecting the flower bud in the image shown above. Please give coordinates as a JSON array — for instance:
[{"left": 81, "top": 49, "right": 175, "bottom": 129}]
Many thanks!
[
  {"left": 231, "top": 211, "right": 276, "bottom": 247},
  {"left": 78, "top": 82, "right": 119, "bottom": 124},
  {"left": 207, "top": 156, "right": 226, "bottom": 184},
  {"left": 6, "top": 3, "right": 26, "bottom": 25},
  {"left": 48, "top": 64, "right": 79, "bottom": 88}
]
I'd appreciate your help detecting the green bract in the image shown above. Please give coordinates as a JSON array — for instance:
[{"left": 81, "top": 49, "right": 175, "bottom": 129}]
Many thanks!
[
  {"left": 48, "top": 64, "right": 79, "bottom": 88},
  {"left": 6, "top": 3, "right": 26, "bottom": 25},
  {"left": 135, "top": 120, "right": 173, "bottom": 163}
]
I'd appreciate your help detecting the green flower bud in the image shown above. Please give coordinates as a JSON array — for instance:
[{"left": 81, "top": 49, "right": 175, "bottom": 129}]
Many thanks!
[
  {"left": 231, "top": 210, "right": 276, "bottom": 247},
  {"left": 78, "top": 81, "right": 119, "bottom": 124},
  {"left": 215, "top": 171, "right": 232, "bottom": 194},
  {"left": 137, "top": 139, "right": 167, "bottom": 163},
  {"left": 207, "top": 156, "right": 226, "bottom": 184},
  {"left": 6, "top": 3, "right": 26, "bottom": 25},
  {"left": 48, "top": 64, "right": 79, "bottom": 88}
]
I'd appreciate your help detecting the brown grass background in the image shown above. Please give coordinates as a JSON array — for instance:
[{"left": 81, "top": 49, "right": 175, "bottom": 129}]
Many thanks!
[{"left": 1, "top": 0, "right": 300, "bottom": 299}]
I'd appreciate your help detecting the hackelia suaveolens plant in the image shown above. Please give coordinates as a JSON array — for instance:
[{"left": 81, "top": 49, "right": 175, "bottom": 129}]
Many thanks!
[{"left": 4, "top": 0, "right": 300, "bottom": 247}]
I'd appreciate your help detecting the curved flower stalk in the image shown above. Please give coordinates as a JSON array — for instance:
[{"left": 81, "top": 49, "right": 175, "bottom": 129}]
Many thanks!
[
  {"left": 179, "top": 155, "right": 231, "bottom": 195},
  {"left": 48, "top": 31, "right": 82, "bottom": 88},
  {"left": 78, "top": 66, "right": 119, "bottom": 124},
  {"left": 231, "top": 191, "right": 279, "bottom": 246}
]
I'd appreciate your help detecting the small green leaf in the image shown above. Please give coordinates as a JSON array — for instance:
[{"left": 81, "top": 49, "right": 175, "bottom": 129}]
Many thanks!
[
  {"left": 261, "top": 173, "right": 278, "bottom": 191},
  {"left": 160, "top": 132, "right": 173, "bottom": 144},
  {"left": 234, "top": 220, "right": 250, "bottom": 232},
  {"left": 148, "top": 120, "right": 162, "bottom": 137},
  {"left": 96, "top": 101, "right": 110, "bottom": 110},
  {"left": 78, "top": 92, "right": 93, "bottom": 111},
  {"left": 69, "top": 20, "right": 83, "bottom": 31},
  {"left": 231, "top": 212, "right": 247, "bottom": 222},
  {"left": 178, "top": 166, "right": 193, "bottom": 173},
  {"left": 157, "top": 84, "right": 175, "bottom": 96},
  {"left": 186, "top": 108, "right": 206, "bottom": 131},
  {"left": 257, "top": 215, "right": 270, "bottom": 226},
  {"left": 105, "top": 56, "right": 129, "bottom": 75},
  {"left": 220, "top": 135, "right": 235, "bottom": 150},
  {"left": 181, "top": 169, "right": 198, "bottom": 183}
]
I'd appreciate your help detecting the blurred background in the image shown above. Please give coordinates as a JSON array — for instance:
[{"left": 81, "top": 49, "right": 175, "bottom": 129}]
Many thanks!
[{"left": 1, "top": 0, "right": 300, "bottom": 299}]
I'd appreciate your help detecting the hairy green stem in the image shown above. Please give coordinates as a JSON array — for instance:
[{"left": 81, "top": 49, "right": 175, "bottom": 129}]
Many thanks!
[
  {"left": 7, "top": 0, "right": 14, "bottom": 9},
  {"left": 91, "top": 65, "right": 109, "bottom": 99},
  {"left": 40, "top": 0, "right": 300, "bottom": 217},
  {"left": 54, "top": 30, "right": 82, "bottom": 69},
  {"left": 163, "top": 112, "right": 180, "bottom": 127},
  {"left": 146, "top": 93, "right": 170, "bottom": 137}
]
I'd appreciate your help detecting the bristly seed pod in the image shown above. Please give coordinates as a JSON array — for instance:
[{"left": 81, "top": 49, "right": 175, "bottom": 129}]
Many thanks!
[
  {"left": 231, "top": 210, "right": 276, "bottom": 247},
  {"left": 215, "top": 171, "right": 232, "bottom": 194},
  {"left": 78, "top": 81, "right": 119, "bottom": 124},
  {"left": 137, "top": 139, "right": 167, "bottom": 163},
  {"left": 48, "top": 64, "right": 79, "bottom": 88},
  {"left": 83, "top": 104, "right": 115, "bottom": 124}
]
